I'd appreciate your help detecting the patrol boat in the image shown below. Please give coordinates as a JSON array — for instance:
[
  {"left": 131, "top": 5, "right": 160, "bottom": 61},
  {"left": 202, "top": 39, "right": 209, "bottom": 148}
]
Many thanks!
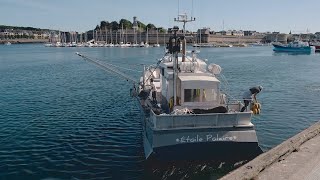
[{"left": 137, "top": 15, "right": 262, "bottom": 161}]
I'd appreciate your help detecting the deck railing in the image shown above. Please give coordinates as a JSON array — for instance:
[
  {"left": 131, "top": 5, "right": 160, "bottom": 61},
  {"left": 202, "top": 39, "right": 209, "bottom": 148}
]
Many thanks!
[{"left": 150, "top": 110, "right": 252, "bottom": 130}]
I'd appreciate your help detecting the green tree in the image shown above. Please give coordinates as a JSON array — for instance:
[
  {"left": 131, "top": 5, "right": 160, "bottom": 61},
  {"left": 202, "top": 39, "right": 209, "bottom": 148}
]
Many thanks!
[
  {"left": 100, "top": 21, "right": 110, "bottom": 29},
  {"left": 110, "top": 21, "right": 119, "bottom": 30},
  {"left": 158, "top": 27, "right": 166, "bottom": 33},
  {"left": 137, "top": 21, "right": 146, "bottom": 31},
  {"left": 119, "top": 19, "right": 132, "bottom": 29},
  {"left": 146, "top": 23, "right": 156, "bottom": 30}
]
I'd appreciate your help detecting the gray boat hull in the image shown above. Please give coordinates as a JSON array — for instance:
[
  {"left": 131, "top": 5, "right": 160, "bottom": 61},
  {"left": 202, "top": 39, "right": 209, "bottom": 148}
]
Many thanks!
[
  {"left": 143, "top": 126, "right": 262, "bottom": 161},
  {"left": 137, "top": 99, "right": 262, "bottom": 161}
]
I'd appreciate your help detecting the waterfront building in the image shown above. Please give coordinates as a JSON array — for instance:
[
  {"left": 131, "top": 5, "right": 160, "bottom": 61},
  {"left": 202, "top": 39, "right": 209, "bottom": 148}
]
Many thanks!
[
  {"left": 244, "top": 30, "right": 256, "bottom": 36},
  {"left": 226, "top": 30, "right": 244, "bottom": 36}
]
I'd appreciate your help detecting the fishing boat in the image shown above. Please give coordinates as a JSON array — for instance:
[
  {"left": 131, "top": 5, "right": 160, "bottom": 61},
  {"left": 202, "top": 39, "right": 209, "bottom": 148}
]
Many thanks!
[
  {"left": 137, "top": 18, "right": 261, "bottom": 161},
  {"left": 76, "top": 15, "right": 262, "bottom": 163},
  {"left": 273, "top": 41, "right": 314, "bottom": 53},
  {"left": 5, "top": 42, "right": 11, "bottom": 45}
]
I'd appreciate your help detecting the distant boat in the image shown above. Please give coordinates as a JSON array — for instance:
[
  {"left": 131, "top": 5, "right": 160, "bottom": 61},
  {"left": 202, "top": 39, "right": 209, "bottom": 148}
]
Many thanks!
[
  {"left": 310, "top": 42, "right": 320, "bottom": 52},
  {"left": 249, "top": 42, "right": 264, "bottom": 46},
  {"left": 233, "top": 43, "right": 248, "bottom": 47},
  {"left": 125, "top": 42, "right": 132, "bottom": 47},
  {"left": 192, "top": 43, "right": 214, "bottom": 47},
  {"left": 131, "top": 43, "right": 139, "bottom": 47},
  {"left": 44, "top": 43, "right": 53, "bottom": 47},
  {"left": 139, "top": 41, "right": 145, "bottom": 47},
  {"left": 5, "top": 42, "right": 11, "bottom": 45},
  {"left": 218, "top": 43, "right": 233, "bottom": 48},
  {"left": 273, "top": 41, "right": 314, "bottom": 53},
  {"left": 55, "top": 42, "right": 62, "bottom": 47}
]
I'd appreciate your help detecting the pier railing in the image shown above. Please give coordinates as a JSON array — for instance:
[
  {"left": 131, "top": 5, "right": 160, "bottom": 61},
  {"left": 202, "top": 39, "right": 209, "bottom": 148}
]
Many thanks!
[{"left": 149, "top": 110, "right": 253, "bottom": 130}]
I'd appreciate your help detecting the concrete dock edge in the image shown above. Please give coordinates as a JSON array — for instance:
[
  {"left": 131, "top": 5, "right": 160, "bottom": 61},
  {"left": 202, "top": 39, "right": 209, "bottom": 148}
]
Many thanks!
[{"left": 220, "top": 121, "right": 320, "bottom": 180}]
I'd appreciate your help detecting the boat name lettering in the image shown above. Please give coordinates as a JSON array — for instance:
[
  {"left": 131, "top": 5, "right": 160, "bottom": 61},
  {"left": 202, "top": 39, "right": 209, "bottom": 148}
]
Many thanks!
[{"left": 176, "top": 134, "right": 236, "bottom": 143}]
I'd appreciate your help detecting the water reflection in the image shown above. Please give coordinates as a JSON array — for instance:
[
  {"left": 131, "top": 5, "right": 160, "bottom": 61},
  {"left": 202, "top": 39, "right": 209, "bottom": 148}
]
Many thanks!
[{"left": 273, "top": 51, "right": 312, "bottom": 56}]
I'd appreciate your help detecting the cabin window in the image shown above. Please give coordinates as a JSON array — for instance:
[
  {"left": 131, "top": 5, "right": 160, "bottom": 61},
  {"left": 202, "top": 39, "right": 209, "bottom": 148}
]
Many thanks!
[
  {"left": 202, "top": 89, "right": 217, "bottom": 101},
  {"left": 184, "top": 89, "right": 201, "bottom": 102}
]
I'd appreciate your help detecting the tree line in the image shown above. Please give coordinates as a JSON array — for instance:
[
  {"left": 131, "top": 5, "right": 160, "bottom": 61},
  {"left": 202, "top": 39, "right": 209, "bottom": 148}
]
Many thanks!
[
  {"left": 94, "top": 19, "right": 165, "bottom": 32},
  {"left": 0, "top": 25, "right": 49, "bottom": 32}
]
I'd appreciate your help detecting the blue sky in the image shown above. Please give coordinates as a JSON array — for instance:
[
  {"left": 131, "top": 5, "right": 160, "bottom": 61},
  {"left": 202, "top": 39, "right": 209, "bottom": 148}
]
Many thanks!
[{"left": 0, "top": 0, "right": 319, "bottom": 33}]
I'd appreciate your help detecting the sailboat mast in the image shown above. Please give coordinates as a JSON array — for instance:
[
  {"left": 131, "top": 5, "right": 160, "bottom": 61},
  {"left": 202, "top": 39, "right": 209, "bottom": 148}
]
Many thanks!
[
  {"left": 163, "top": 31, "right": 165, "bottom": 46},
  {"left": 110, "top": 28, "right": 113, "bottom": 44},
  {"left": 146, "top": 28, "right": 148, "bottom": 44},
  {"left": 125, "top": 28, "right": 127, "bottom": 43},
  {"left": 121, "top": 24, "right": 124, "bottom": 43},
  {"left": 139, "top": 26, "right": 141, "bottom": 43},
  {"left": 116, "top": 30, "right": 118, "bottom": 44},
  {"left": 200, "top": 30, "right": 201, "bottom": 44},
  {"left": 156, "top": 29, "right": 159, "bottom": 44},
  {"left": 105, "top": 27, "right": 108, "bottom": 43},
  {"left": 93, "top": 30, "right": 95, "bottom": 42}
]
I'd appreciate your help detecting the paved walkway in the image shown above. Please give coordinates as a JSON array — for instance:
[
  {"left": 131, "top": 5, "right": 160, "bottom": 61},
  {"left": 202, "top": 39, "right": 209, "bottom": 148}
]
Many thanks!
[
  {"left": 220, "top": 121, "right": 320, "bottom": 180},
  {"left": 257, "top": 135, "right": 320, "bottom": 180}
]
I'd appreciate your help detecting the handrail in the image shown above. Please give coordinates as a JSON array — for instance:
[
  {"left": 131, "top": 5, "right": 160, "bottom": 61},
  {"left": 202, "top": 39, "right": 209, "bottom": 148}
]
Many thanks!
[{"left": 149, "top": 109, "right": 253, "bottom": 130}]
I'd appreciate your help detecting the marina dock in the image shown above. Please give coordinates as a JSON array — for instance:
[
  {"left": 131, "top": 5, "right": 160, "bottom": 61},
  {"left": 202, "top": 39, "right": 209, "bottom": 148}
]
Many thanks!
[{"left": 220, "top": 121, "right": 320, "bottom": 180}]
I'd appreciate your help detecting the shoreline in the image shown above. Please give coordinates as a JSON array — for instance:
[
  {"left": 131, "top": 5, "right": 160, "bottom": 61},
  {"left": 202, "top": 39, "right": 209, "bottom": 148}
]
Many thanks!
[{"left": 0, "top": 39, "right": 48, "bottom": 44}]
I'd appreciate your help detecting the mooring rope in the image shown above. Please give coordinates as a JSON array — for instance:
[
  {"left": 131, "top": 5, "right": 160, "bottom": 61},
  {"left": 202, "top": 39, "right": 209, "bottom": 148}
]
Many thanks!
[{"left": 76, "top": 52, "right": 138, "bottom": 84}]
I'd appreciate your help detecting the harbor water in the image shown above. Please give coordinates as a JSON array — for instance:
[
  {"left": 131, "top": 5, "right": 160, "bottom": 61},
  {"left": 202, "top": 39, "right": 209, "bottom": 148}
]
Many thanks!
[{"left": 1, "top": 44, "right": 320, "bottom": 180}]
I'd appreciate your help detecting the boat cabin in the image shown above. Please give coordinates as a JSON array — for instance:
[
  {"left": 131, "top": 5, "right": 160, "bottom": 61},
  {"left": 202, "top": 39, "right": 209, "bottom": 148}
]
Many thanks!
[
  {"left": 154, "top": 56, "right": 225, "bottom": 113},
  {"left": 178, "top": 75, "right": 221, "bottom": 108}
]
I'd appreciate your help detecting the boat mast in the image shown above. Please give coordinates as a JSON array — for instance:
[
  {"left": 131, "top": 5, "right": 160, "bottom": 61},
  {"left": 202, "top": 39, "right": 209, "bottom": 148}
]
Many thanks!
[
  {"left": 125, "top": 28, "right": 128, "bottom": 44},
  {"left": 173, "top": 14, "right": 195, "bottom": 106},
  {"left": 105, "top": 27, "right": 108, "bottom": 43},
  {"left": 93, "top": 30, "right": 95, "bottom": 43},
  {"left": 110, "top": 28, "right": 113, "bottom": 44},
  {"left": 146, "top": 27, "right": 149, "bottom": 44},
  {"left": 121, "top": 24, "right": 124, "bottom": 43},
  {"left": 156, "top": 29, "right": 159, "bottom": 44},
  {"left": 139, "top": 26, "right": 142, "bottom": 43},
  {"left": 199, "top": 29, "right": 201, "bottom": 45},
  {"left": 116, "top": 30, "right": 118, "bottom": 44}
]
